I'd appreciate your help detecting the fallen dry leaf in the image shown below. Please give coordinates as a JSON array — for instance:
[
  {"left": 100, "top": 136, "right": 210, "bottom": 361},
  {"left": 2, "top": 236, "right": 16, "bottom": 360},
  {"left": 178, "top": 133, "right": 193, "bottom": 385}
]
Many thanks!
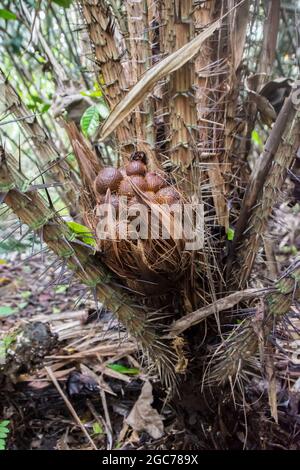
[{"left": 126, "top": 381, "right": 164, "bottom": 439}]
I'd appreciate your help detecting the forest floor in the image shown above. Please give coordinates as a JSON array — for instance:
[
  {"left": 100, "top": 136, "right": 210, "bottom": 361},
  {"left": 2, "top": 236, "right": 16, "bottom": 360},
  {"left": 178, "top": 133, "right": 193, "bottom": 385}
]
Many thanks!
[
  {"left": 0, "top": 200, "right": 300, "bottom": 450},
  {"left": 0, "top": 250, "right": 181, "bottom": 450}
]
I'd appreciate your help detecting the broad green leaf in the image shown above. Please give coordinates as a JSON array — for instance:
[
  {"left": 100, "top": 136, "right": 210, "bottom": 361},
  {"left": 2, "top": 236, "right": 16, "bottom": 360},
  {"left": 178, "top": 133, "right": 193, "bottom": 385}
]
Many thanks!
[
  {"left": 0, "top": 306, "right": 16, "bottom": 317},
  {"left": 67, "top": 221, "right": 91, "bottom": 234},
  {"left": 80, "top": 89, "right": 102, "bottom": 99},
  {"left": 0, "top": 9, "right": 17, "bottom": 21},
  {"left": 0, "top": 421, "right": 10, "bottom": 428},
  {"left": 92, "top": 422, "right": 103, "bottom": 435},
  {"left": 0, "top": 430, "right": 9, "bottom": 438},
  {"left": 107, "top": 363, "right": 140, "bottom": 375},
  {"left": 67, "top": 221, "right": 96, "bottom": 247},
  {"left": 80, "top": 106, "right": 100, "bottom": 138},
  {"left": 52, "top": 0, "right": 73, "bottom": 7},
  {"left": 226, "top": 227, "right": 235, "bottom": 241}
]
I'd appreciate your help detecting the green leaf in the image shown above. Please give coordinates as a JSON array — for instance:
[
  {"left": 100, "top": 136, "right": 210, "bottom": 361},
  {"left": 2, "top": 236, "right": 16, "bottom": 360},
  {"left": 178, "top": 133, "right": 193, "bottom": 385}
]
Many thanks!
[
  {"left": 251, "top": 130, "right": 263, "bottom": 150},
  {"left": 0, "top": 306, "right": 16, "bottom": 317},
  {"left": 80, "top": 82, "right": 103, "bottom": 99},
  {"left": 0, "top": 421, "right": 9, "bottom": 451},
  {"left": 0, "top": 421, "right": 10, "bottom": 428},
  {"left": 0, "top": 438, "right": 6, "bottom": 450},
  {"left": 31, "top": 95, "right": 44, "bottom": 104},
  {"left": 54, "top": 285, "right": 68, "bottom": 294},
  {"left": 80, "top": 106, "right": 100, "bottom": 138},
  {"left": 107, "top": 363, "right": 140, "bottom": 375},
  {"left": 226, "top": 227, "right": 235, "bottom": 241},
  {"left": 0, "top": 9, "right": 17, "bottom": 21},
  {"left": 67, "top": 221, "right": 96, "bottom": 247},
  {"left": 17, "top": 302, "right": 28, "bottom": 311},
  {"left": 80, "top": 90, "right": 102, "bottom": 99},
  {"left": 92, "top": 422, "right": 103, "bottom": 435},
  {"left": 52, "top": 0, "right": 73, "bottom": 7},
  {"left": 2, "top": 335, "right": 14, "bottom": 350},
  {"left": 41, "top": 103, "right": 51, "bottom": 114},
  {"left": 21, "top": 291, "right": 31, "bottom": 299}
]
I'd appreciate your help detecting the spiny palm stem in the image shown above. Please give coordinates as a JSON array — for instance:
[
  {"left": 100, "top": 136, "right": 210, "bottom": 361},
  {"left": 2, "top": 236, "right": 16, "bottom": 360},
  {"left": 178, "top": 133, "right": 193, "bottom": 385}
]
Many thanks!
[
  {"left": 0, "top": 68, "right": 79, "bottom": 213},
  {"left": 206, "top": 262, "right": 300, "bottom": 385},
  {"left": 0, "top": 149, "right": 177, "bottom": 387}
]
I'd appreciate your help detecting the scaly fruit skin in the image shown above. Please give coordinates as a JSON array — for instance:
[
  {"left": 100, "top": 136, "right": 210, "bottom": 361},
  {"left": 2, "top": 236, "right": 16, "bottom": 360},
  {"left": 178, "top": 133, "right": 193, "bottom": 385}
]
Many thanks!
[
  {"left": 155, "top": 186, "right": 180, "bottom": 205},
  {"left": 118, "top": 178, "right": 135, "bottom": 197},
  {"left": 145, "top": 171, "right": 167, "bottom": 192},
  {"left": 125, "top": 160, "right": 147, "bottom": 176},
  {"left": 94, "top": 167, "right": 123, "bottom": 194},
  {"left": 130, "top": 175, "right": 148, "bottom": 191},
  {"left": 118, "top": 175, "right": 148, "bottom": 196}
]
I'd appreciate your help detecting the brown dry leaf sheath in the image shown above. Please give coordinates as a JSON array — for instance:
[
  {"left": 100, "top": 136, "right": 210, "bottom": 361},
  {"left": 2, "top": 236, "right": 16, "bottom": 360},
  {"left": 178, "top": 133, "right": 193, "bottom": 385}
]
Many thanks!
[{"left": 99, "top": 16, "right": 223, "bottom": 141}]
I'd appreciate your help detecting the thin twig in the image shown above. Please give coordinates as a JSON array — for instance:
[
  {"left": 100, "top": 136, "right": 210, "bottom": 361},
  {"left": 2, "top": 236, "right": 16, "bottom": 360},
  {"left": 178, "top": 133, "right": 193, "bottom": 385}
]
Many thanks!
[{"left": 45, "top": 365, "right": 98, "bottom": 450}]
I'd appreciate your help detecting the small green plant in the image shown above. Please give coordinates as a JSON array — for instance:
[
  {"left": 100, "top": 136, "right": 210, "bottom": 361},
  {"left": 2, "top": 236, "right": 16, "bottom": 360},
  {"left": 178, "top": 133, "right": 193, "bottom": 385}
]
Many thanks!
[
  {"left": 92, "top": 422, "right": 103, "bottom": 436},
  {"left": 0, "top": 421, "right": 10, "bottom": 450},
  {"left": 107, "top": 363, "right": 140, "bottom": 375}
]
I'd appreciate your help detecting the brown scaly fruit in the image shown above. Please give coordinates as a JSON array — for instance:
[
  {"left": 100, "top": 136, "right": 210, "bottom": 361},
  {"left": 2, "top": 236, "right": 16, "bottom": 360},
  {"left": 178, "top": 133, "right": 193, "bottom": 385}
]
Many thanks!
[
  {"left": 145, "top": 171, "right": 167, "bottom": 192},
  {"left": 130, "top": 175, "right": 148, "bottom": 191},
  {"left": 94, "top": 167, "right": 123, "bottom": 194},
  {"left": 118, "top": 179, "right": 135, "bottom": 197},
  {"left": 125, "top": 160, "right": 147, "bottom": 176},
  {"left": 119, "top": 175, "right": 148, "bottom": 197},
  {"left": 155, "top": 186, "right": 181, "bottom": 205}
]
